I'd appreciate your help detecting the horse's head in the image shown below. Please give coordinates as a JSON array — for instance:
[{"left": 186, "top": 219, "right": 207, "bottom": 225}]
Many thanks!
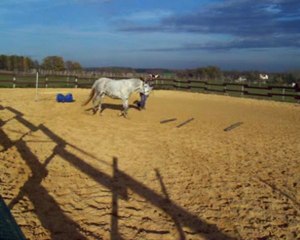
[
  {"left": 137, "top": 74, "right": 159, "bottom": 95},
  {"left": 138, "top": 81, "right": 152, "bottom": 96},
  {"left": 148, "top": 74, "right": 160, "bottom": 80},
  {"left": 140, "top": 74, "right": 160, "bottom": 82}
]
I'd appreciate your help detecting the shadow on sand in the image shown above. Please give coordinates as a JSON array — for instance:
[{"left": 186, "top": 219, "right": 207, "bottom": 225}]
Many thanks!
[
  {"left": 0, "top": 104, "right": 237, "bottom": 240},
  {"left": 84, "top": 103, "right": 140, "bottom": 115}
]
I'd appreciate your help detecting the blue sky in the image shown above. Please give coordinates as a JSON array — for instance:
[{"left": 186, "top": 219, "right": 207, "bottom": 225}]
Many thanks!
[{"left": 0, "top": 0, "right": 299, "bottom": 71}]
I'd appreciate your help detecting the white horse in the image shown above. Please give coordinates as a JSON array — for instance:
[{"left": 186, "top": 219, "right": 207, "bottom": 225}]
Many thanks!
[{"left": 82, "top": 77, "right": 147, "bottom": 117}]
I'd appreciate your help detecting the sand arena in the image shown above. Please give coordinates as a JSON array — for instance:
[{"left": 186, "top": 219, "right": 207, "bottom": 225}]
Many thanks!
[{"left": 0, "top": 88, "right": 299, "bottom": 240}]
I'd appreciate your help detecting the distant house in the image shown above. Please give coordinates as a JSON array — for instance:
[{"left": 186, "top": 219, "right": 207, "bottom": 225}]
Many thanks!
[
  {"left": 259, "top": 73, "right": 269, "bottom": 83},
  {"left": 292, "top": 82, "right": 300, "bottom": 90}
]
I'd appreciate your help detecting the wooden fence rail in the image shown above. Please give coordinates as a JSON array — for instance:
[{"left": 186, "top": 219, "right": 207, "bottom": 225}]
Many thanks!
[
  {"left": 0, "top": 73, "right": 299, "bottom": 102},
  {"left": 155, "top": 78, "right": 299, "bottom": 102}
]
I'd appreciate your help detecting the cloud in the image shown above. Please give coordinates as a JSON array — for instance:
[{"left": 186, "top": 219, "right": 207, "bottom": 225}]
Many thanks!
[
  {"left": 167, "top": 0, "right": 300, "bottom": 36},
  {"left": 118, "top": 0, "right": 300, "bottom": 50},
  {"left": 143, "top": 34, "right": 300, "bottom": 52},
  {"left": 0, "top": 24, "right": 120, "bottom": 39},
  {"left": 0, "top": 0, "right": 40, "bottom": 4},
  {"left": 121, "top": 10, "right": 172, "bottom": 22},
  {"left": 73, "top": 0, "right": 112, "bottom": 3}
]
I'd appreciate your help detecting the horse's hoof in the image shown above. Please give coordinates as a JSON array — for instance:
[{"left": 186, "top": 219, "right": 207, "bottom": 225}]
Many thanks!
[{"left": 119, "top": 112, "right": 128, "bottom": 118}]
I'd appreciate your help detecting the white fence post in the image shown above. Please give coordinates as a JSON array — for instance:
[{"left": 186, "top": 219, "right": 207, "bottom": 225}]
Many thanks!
[
  {"left": 35, "top": 71, "right": 39, "bottom": 101},
  {"left": 75, "top": 78, "right": 78, "bottom": 88},
  {"left": 13, "top": 76, "right": 16, "bottom": 88}
]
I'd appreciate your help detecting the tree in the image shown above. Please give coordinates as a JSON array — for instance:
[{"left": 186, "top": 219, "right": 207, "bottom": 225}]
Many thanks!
[
  {"left": 203, "top": 66, "right": 223, "bottom": 81},
  {"left": 11, "top": 55, "right": 21, "bottom": 71},
  {"left": 5, "top": 56, "right": 12, "bottom": 71},
  {"left": 72, "top": 62, "right": 82, "bottom": 71},
  {"left": 176, "top": 66, "right": 223, "bottom": 81},
  {"left": 23, "top": 57, "right": 34, "bottom": 71},
  {"left": 32, "top": 60, "right": 40, "bottom": 70},
  {"left": 41, "top": 56, "right": 65, "bottom": 71},
  {"left": 0, "top": 54, "right": 36, "bottom": 71},
  {"left": 65, "top": 60, "right": 82, "bottom": 72},
  {"left": 0, "top": 55, "right": 6, "bottom": 69}
]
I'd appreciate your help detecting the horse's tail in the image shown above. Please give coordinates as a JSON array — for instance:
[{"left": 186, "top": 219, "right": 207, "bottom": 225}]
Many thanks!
[{"left": 82, "top": 87, "right": 95, "bottom": 106}]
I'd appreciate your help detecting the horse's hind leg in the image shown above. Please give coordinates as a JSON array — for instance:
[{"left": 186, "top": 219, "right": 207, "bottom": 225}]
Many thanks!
[
  {"left": 93, "top": 93, "right": 104, "bottom": 115},
  {"left": 120, "top": 99, "right": 129, "bottom": 118},
  {"left": 92, "top": 94, "right": 99, "bottom": 114}
]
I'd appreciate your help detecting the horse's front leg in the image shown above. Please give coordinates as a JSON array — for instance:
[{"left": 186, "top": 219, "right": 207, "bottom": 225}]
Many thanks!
[{"left": 120, "top": 99, "right": 129, "bottom": 118}]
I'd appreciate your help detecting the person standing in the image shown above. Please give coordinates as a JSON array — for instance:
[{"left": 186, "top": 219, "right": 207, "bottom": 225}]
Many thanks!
[
  {"left": 137, "top": 82, "right": 152, "bottom": 109},
  {"left": 137, "top": 74, "right": 159, "bottom": 110}
]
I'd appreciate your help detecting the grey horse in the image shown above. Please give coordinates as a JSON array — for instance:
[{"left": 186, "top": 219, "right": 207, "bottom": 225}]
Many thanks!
[{"left": 82, "top": 77, "right": 147, "bottom": 117}]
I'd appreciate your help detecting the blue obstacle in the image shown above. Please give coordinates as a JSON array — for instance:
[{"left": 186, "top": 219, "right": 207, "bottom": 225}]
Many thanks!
[
  {"left": 56, "top": 93, "right": 74, "bottom": 103},
  {"left": 56, "top": 94, "right": 65, "bottom": 102},
  {"left": 64, "top": 93, "right": 74, "bottom": 102}
]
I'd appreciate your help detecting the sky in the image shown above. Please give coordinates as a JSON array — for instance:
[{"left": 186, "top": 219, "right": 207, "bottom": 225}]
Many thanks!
[{"left": 0, "top": 0, "right": 299, "bottom": 71}]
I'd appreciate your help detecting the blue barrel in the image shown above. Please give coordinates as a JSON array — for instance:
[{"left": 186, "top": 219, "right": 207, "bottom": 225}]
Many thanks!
[
  {"left": 64, "top": 93, "right": 74, "bottom": 102},
  {"left": 56, "top": 93, "right": 65, "bottom": 102}
]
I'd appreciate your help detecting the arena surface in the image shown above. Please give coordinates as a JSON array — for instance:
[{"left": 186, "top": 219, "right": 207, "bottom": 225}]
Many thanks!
[{"left": 0, "top": 88, "right": 299, "bottom": 240}]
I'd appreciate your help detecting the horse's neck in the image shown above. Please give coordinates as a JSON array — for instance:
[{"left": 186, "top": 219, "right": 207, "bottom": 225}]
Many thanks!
[{"left": 131, "top": 79, "right": 143, "bottom": 91}]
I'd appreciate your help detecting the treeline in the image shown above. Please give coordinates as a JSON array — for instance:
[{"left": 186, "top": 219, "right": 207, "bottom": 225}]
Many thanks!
[
  {"left": 141, "top": 67, "right": 299, "bottom": 84},
  {"left": 0, "top": 55, "right": 38, "bottom": 72},
  {"left": 223, "top": 70, "right": 300, "bottom": 84},
  {"left": 174, "top": 66, "right": 300, "bottom": 84},
  {"left": 91, "top": 66, "right": 299, "bottom": 84},
  {"left": 0, "top": 54, "right": 82, "bottom": 72},
  {"left": 42, "top": 56, "right": 82, "bottom": 72},
  {"left": 1, "top": 54, "right": 299, "bottom": 84},
  {"left": 175, "top": 66, "right": 223, "bottom": 81}
]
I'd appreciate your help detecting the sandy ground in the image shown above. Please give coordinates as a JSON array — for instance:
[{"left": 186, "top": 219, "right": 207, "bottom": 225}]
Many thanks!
[{"left": 0, "top": 88, "right": 299, "bottom": 240}]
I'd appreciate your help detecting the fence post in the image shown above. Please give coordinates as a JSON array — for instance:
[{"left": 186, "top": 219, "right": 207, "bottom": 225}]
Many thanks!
[
  {"left": 45, "top": 77, "right": 48, "bottom": 88},
  {"left": 241, "top": 85, "right": 244, "bottom": 97},
  {"left": 35, "top": 71, "right": 39, "bottom": 101},
  {"left": 282, "top": 88, "right": 285, "bottom": 101},
  {"left": 75, "top": 77, "right": 78, "bottom": 88},
  {"left": 13, "top": 76, "right": 16, "bottom": 88}
]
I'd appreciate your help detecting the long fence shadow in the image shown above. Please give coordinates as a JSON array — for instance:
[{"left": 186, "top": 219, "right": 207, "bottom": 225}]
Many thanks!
[
  {"left": 155, "top": 168, "right": 186, "bottom": 240},
  {"left": 0, "top": 106, "right": 89, "bottom": 239},
  {"left": 0, "top": 104, "right": 237, "bottom": 240}
]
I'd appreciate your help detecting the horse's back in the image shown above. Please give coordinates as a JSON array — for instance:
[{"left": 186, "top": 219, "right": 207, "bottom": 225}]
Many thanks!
[
  {"left": 93, "top": 78, "right": 112, "bottom": 93},
  {"left": 93, "top": 78, "right": 142, "bottom": 98},
  {"left": 106, "top": 78, "right": 140, "bottom": 90}
]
